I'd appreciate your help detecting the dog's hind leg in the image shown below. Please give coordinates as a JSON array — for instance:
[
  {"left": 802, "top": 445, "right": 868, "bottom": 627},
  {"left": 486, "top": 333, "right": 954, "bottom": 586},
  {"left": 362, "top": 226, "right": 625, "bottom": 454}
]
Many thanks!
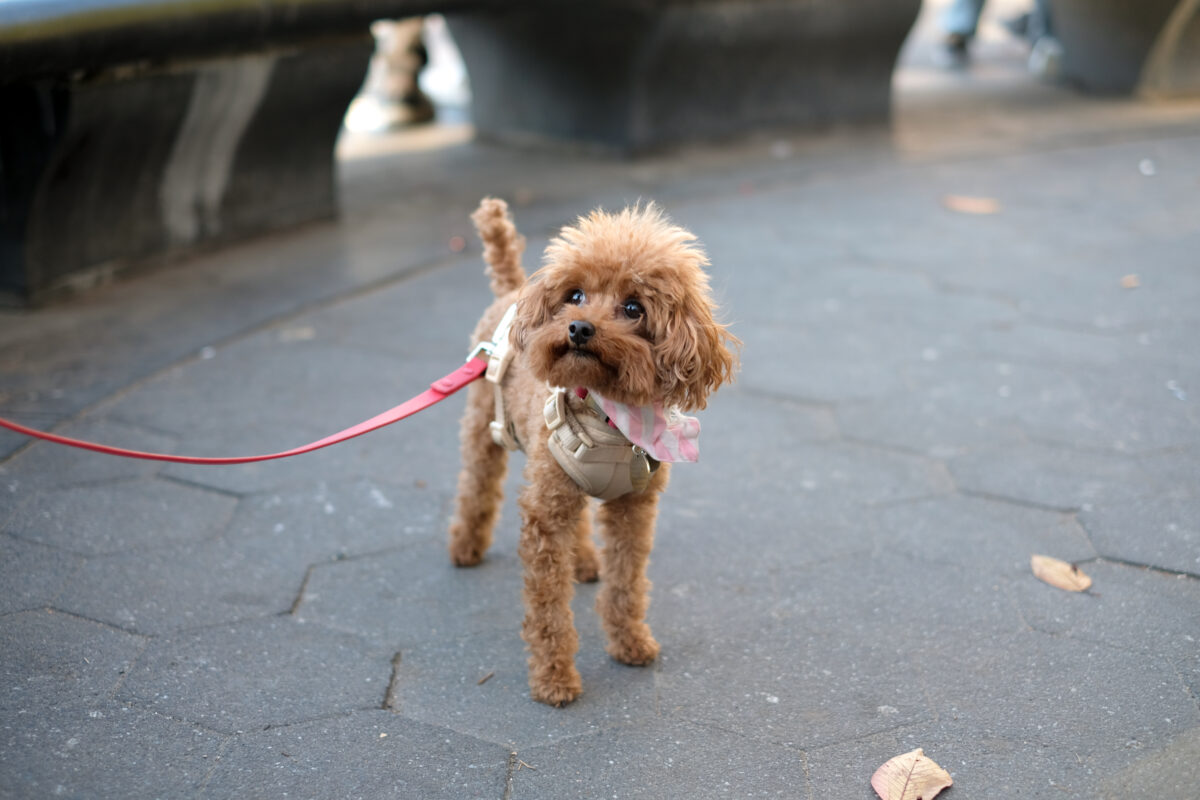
[
  {"left": 595, "top": 466, "right": 670, "bottom": 666},
  {"left": 448, "top": 381, "right": 508, "bottom": 567}
]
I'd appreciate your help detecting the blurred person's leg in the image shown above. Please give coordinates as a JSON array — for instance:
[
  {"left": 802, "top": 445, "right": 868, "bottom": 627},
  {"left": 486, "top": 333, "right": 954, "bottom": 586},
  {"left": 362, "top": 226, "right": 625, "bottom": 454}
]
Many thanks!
[
  {"left": 940, "top": 0, "right": 986, "bottom": 64},
  {"left": 348, "top": 18, "right": 434, "bottom": 132}
]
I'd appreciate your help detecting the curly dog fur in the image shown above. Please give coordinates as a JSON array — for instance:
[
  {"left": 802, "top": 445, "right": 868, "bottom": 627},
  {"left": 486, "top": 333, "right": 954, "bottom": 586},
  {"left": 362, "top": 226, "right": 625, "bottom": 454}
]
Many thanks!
[{"left": 450, "top": 198, "right": 738, "bottom": 706}]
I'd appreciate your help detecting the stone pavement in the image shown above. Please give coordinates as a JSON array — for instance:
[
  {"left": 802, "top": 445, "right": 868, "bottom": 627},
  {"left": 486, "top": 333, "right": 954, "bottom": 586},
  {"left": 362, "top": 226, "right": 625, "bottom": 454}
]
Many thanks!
[{"left": 3, "top": 8, "right": 1200, "bottom": 799}]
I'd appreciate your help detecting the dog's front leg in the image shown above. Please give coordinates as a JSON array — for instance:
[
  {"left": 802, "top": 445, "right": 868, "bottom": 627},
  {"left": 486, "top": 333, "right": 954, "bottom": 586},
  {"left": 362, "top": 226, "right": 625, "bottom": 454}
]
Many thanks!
[
  {"left": 596, "top": 466, "right": 670, "bottom": 666},
  {"left": 518, "top": 457, "right": 589, "bottom": 706}
]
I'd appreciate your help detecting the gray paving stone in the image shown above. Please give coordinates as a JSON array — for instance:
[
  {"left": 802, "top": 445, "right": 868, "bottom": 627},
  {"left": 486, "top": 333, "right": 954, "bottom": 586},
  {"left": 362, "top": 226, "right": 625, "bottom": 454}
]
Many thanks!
[
  {"left": 971, "top": 319, "right": 1165, "bottom": 371},
  {"left": 4, "top": 477, "right": 237, "bottom": 557},
  {"left": 949, "top": 442, "right": 1150, "bottom": 511},
  {"left": 205, "top": 710, "right": 509, "bottom": 800},
  {"left": 1080, "top": 492, "right": 1200, "bottom": 575},
  {"left": 694, "top": 427, "right": 954, "bottom": 513},
  {"left": 296, "top": 262, "right": 496, "bottom": 361},
  {"left": 384, "top": 606, "right": 662, "bottom": 749},
  {"left": 1099, "top": 726, "right": 1200, "bottom": 800},
  {"left": 653, "top": 551, "right": 1027, "bottom": 751},
  {"left": 51, "top": 478, "right": 447, "bottom": 636},
  {"left": 918, "top": 629, "right": 1200, "bottom": 773},
  {"left": 226, "top": 477, "right": 447, "bottom": 561},
  {"left": 1014, "top": 560, "right": 1200, "bottom": 665},
  {"left": 55, "top": 534, "right": 308, "bottom": 636},
  {"left": 117, "top": 617, "right": 388, "bottom": 735},
  {"left": 294, "top": 537, "right": 520, "bottom": 648},
  {"left": 736, "top": 320, "right": 912, "bottom": 404},
  {"left": 867, "top": 494, "right": 1096, "bottom": 576},
  {"left": 1, "top": 609, "right": 146, "bottom": 714},
  {"left": 0, "top": 703, "right": 225, "bottom": 799},
  {"left": 1008, "top": 366, "right": 1200, "bottom": 454},
  {"left": 511, "top": 718, "right": 809, "bottom": 799},
  {"left": 0, "top": 534, "right": 82, "bottom": 615},
  {"left": 836, "top": 358, "right": 1036, "bottom": 458},
  {"left": 655, "top": 622, "right": 931, "bottom": 753}
]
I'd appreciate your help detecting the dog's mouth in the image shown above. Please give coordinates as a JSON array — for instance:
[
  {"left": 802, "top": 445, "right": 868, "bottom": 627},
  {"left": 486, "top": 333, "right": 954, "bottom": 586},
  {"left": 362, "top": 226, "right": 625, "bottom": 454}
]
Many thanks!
[
  {"left": 566, "top": 345, "right": 600, "bottom": 361},
  {"left": 548, "top": 342, "right": 616, "bottom": 382},
  {"left": 553, "top": 341, "right": 603, "bottom": 362}
]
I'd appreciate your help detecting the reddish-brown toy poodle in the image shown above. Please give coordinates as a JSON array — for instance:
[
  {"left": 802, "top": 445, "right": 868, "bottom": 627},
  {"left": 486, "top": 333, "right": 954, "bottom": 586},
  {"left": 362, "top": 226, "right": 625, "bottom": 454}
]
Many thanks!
[{"left": 449, "top": 197, "right": 738, "bottom": 706}]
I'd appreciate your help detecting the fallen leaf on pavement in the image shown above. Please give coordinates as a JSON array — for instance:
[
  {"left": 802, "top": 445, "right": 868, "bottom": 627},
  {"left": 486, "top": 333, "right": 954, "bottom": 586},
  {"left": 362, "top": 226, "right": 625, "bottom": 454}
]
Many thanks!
[
  {"left": 871, "top": 748, "right": 953, "bottom": 800},
  {"left": 1031, "top": 554, "right": 1092, "bottom": 592},
  {"left": 942, "top": 195, "right": 1001, "bottom": 215}
]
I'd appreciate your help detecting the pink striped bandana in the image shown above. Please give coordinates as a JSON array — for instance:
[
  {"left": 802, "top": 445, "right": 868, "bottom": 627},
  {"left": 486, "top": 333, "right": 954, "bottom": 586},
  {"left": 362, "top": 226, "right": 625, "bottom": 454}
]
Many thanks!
[{"left": 582, "top": 389, "right": 701, "bottom": 463}]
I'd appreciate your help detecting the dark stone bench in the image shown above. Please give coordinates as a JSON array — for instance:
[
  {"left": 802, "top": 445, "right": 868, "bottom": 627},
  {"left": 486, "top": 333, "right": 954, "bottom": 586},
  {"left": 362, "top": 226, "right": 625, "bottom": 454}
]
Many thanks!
[
  {"left": 1049, "top": 0, "right": 1200, "bottom": 95},
  {"left": 1, "top": 0, "right": 920, "bottom": 305}
]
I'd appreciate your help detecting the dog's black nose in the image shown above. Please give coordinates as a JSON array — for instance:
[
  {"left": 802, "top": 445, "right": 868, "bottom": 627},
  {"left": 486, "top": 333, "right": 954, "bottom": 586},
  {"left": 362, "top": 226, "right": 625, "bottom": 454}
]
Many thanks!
[{"left": 568, "top": 320, "right": 595, "bottom": 346}]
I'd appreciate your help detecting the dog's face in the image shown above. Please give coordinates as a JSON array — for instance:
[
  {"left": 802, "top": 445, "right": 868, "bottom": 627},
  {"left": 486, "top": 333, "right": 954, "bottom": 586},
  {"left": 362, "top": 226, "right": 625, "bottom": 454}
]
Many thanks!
[{"left": 513, "top": 205, "right": 738, "bottom": 411}]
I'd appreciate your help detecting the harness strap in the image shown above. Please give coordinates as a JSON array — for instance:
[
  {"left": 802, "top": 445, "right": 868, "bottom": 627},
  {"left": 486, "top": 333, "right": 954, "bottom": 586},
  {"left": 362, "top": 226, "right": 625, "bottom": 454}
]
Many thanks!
[{"left": 485, "top": 304, "right": 522, "bottom": 451}]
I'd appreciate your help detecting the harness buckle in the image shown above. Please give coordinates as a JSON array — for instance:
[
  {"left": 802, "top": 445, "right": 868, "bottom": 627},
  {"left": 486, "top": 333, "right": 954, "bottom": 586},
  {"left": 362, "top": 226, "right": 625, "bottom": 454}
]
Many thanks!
[{"left": 467, "top": 341, "right": 495, "bottom": 362}]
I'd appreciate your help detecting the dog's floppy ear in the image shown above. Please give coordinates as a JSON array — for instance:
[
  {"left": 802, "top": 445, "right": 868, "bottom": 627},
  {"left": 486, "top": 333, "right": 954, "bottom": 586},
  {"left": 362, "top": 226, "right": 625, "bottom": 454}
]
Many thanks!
[
  {"left": 511, "top": 272, "right": 558, "bottom": 351},
  {"left": 655, "top": 292, "right": 740, "bottom": 411}
]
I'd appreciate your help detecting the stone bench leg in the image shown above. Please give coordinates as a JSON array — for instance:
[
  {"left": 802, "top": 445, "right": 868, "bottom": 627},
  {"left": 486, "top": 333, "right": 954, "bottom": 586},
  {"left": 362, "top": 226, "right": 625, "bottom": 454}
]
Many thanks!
[
  {"left": 0, "top": 34, "right": 372, "bottom": 305},
  {"left": 448, "top": 0, "right": 920, "bottom": 154},
  {"left": 1048, "top": 0, "right": 1200, "bottom": 95}
]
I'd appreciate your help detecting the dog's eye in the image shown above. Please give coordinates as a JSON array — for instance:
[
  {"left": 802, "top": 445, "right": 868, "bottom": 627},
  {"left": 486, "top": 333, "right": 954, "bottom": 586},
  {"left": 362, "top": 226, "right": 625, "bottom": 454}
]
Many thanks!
[
  {"left": 566, "top": 289, "right": 586, "bottom": 306},
  {"left": 622, "top": 299, "right": 645, "bottom": 320}
]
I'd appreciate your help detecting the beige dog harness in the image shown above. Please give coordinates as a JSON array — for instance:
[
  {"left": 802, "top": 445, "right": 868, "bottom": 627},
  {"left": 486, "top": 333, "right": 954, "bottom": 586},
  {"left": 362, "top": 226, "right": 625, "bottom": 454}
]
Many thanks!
[{"left": 481, "top": 304, "right": 658, "bottom": 500}]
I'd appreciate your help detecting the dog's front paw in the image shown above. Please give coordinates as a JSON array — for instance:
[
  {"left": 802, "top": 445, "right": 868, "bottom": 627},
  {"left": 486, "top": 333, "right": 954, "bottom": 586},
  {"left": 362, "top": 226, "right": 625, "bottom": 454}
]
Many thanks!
[
  {"left": 448, "top": 529, "right": 486, "bottom": 567},
  {"left": 449, "top": 547, "right": 484, "bottom": 567},
  {"left": 574, "top": 551, "right": 600, "bottom": 583},
  {"left": 607, "top": 628, "right": 660, "bottom": 667},
  {"left": 530, "top": 668, "right": 583, "bottom": 707}
]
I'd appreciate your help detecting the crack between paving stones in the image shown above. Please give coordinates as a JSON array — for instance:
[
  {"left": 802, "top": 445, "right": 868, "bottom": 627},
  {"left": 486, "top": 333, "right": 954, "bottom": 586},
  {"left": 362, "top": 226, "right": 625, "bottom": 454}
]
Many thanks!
[
  {"left": 288, "top": 565, "right": 315, "bottom": 615},
  {"left": 1021, "top": 626, "right": 1197, "bottom": 673},
  {"left": 195, "top": 733, "right": 236, "bottom": 796},
  {"left": 1169, "top": 659, "right": 1200, "bottom": 713},
  {"left": 838, "top": 437, "right": 960, "bottom": 475},
  {"left": 958, "top": 488, "right": 1078, "bottom": 514},
  {"left": 33, "top": 605, "right": 153, "bottom": 641},
  {"left": 502, "top": 750, "right": 519, "bottom": 800},
  {"left": 734, "top": 384, "right": 839, "bottom": 413},
  {"left": 115, "top": 703, "right": 234, "bottom": 739},
  {"left": 158, "top": 473, "right": 246, "bottom": 500},
  {"left": 1077, "top": 555, "right": 1200, "bottom": 582},
  {"left": 382, "top": 651, "right": 403, "bottom": 712},
  {"left": 106, "top": 636, "right": 152, "bottom": 703},
  {"left": 1022, "top": 433, "right": 1182, "bottom": 460}
]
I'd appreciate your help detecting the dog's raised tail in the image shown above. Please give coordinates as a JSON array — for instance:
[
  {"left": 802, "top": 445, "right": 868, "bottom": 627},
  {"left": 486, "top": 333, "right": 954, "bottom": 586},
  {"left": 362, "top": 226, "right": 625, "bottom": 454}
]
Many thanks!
[{"left": 471, "top": 198, "right": 526, "bottom": 297}]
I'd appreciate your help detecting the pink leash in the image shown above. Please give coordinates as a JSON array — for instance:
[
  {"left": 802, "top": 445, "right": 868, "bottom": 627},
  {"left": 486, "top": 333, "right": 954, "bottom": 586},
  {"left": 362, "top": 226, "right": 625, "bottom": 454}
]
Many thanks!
[{"left": 0, "top": 357, "right": 488, "bottom": 465}]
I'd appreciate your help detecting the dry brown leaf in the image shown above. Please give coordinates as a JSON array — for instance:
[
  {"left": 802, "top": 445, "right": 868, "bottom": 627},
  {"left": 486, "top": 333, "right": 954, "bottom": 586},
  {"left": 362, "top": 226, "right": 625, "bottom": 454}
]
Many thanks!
[
  {"left": 871, "top": 748, "right": 953, "bottom": 800},
  {"left": 1031, "top": 554, "right": 1092, "bottom": 592},
  {"left": 942, "top": 195, "right": 1001, "bottom": 215},
  {"left": 1120, "top": 274, "right": 1141, "bottom": 289}
]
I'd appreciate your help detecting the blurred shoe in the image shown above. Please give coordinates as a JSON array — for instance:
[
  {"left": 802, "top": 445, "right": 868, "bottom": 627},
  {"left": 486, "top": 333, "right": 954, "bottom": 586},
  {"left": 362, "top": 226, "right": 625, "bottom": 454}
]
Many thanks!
[{"left": 937, "top": 33, "right": 971, "bottom": 69}]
